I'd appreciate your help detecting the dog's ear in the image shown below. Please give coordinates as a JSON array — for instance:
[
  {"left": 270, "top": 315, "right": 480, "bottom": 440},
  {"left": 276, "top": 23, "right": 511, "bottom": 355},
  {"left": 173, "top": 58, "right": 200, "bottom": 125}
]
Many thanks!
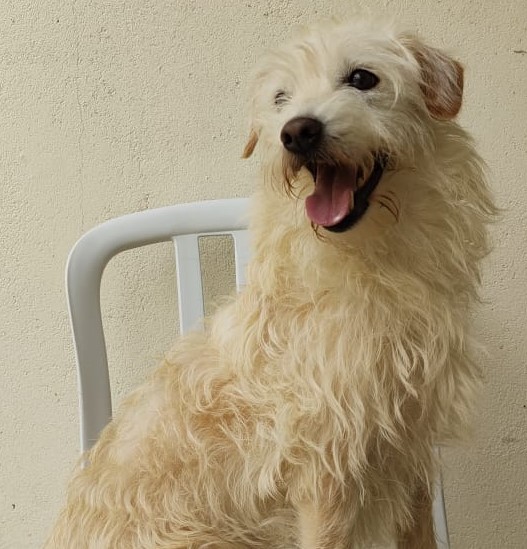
[
  {"left": 402, "top": 35, "right": 464, "bottom": 120},
  {"left": 242, "top": 129, "right": 259, "bottom": 158}
]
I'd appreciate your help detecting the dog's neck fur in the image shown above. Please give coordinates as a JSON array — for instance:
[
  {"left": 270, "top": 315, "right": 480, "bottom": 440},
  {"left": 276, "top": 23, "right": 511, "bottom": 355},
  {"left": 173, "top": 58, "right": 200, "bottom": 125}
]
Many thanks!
[{"left": 213, "top": 121, "right": 495, "bottom": 465}]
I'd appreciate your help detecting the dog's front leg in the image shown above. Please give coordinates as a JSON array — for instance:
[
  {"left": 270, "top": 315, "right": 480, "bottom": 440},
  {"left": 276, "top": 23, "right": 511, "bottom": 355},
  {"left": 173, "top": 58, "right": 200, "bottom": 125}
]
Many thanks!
[
  {"left": 297, "top": 501, "right": 322, "bottom": 549},
  {"left": 397, "top": 485, "right": 437, "bottom": 549},
  {"left": 296, "top": 501, "right": 353, "bottom": 549}
]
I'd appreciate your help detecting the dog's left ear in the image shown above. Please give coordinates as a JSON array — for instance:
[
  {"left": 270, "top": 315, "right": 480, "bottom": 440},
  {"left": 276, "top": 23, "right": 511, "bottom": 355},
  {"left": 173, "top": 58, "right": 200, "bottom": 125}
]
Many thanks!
[
  {"left": 242, "top": 129, "right": 259, "bottom": 158},
  {"left": 402, "top": 35, "right": 464, "bottom": 120}
]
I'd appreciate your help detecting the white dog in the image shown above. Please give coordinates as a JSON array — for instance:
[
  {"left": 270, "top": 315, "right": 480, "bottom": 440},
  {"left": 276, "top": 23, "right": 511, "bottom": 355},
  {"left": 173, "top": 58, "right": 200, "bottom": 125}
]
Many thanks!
[{"left": 46, "top": 17, "right": 496, "bottom": 549}]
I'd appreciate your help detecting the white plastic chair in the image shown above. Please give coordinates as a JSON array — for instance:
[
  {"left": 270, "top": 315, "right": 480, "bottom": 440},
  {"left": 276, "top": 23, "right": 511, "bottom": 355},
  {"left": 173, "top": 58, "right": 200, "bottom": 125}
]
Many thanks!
[{"left": 65, "top": 198, "right": 449, "bottom": 548}]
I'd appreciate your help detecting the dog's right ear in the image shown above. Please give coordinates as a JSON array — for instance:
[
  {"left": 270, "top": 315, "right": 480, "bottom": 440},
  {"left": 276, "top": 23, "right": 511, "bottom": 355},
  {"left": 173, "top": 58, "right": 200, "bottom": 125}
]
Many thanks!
[{"left": 242, "top": 129, "right": 259, "bottom": 158}]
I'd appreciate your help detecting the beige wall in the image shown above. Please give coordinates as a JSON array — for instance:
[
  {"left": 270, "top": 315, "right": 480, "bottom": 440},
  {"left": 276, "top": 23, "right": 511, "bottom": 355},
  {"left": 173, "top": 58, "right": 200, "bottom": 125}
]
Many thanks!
[{"left": 1, "top": 1, "right": 526, "bottom": 547}]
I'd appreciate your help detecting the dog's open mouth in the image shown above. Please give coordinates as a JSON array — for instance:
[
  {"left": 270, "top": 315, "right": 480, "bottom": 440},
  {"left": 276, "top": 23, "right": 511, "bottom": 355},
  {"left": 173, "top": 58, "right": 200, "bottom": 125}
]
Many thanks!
[{"left": 304, "top": 156, "right": 386, "bottom": 232}]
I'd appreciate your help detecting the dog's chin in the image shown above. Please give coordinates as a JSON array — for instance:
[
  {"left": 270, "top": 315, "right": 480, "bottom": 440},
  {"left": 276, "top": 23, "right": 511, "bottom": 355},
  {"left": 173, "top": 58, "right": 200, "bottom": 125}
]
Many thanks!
[{"left": 304, "top": 155, "right": 386, "bottom": 233}]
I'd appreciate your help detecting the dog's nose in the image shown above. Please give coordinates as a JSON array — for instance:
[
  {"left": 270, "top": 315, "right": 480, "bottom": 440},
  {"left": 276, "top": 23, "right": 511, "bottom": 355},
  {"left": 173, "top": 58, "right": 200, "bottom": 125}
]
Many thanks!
[{"left": 280, "top": 117, "right": 323, "bottom": 155}]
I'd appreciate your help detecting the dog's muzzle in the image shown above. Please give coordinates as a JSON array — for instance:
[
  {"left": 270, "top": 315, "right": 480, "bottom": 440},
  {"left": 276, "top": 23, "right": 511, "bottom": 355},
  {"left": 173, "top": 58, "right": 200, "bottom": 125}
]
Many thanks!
[{"left": 280, "top": 117, "right": 386, "bottom": 232}]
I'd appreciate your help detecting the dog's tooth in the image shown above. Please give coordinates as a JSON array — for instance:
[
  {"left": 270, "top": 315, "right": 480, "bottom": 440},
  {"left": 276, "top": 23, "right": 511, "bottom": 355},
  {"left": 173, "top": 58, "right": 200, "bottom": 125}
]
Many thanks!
[
  {"left": 349, "top": 190, "right": 355, "bottom": 210},
  {"left": 357, "top": 175, "right": 365, "bottom": 189},
  {"left": 355, "top": 167, "right": 364, "bottom": 189}
]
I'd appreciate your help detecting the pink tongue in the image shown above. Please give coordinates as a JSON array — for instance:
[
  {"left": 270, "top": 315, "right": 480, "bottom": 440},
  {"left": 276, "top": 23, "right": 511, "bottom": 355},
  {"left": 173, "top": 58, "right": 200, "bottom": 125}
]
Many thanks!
[{"left": 305, "top": 165, "right": 357, "bottom": 226}]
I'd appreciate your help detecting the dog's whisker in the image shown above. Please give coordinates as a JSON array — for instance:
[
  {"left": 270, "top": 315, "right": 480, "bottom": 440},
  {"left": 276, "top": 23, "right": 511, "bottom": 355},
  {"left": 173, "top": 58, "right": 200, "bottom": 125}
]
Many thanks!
[
  {"left": 377, "top": 193, "right": 400, "bottom": 221},
  {"left": 375, "top": 196, "right": 399, "bottom": 222},
  {"left": 310, "top": 221, "right": 327, "bottom": 241}
]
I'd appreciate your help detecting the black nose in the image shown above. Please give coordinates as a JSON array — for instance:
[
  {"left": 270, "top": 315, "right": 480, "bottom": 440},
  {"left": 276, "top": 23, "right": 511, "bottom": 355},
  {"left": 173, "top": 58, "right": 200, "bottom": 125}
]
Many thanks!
[{"left": 280, "top": 117, "right": 323, "bottom": 155}]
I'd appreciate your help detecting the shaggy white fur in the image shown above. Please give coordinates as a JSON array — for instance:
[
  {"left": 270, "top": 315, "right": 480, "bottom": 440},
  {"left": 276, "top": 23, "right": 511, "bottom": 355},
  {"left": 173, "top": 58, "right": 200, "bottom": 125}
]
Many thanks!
[{"left": 46, "top": 18, "right": 496, "bottom": 549}]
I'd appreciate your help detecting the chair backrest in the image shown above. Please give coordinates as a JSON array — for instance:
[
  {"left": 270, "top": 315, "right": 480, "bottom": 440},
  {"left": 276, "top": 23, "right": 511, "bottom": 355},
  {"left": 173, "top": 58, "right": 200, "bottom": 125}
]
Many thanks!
[
  {"left": 65, "top": 197, "right": 449, "bottom": 548},
  {"left": 66, "top": 198, "right": 250, "bottom": 453}
]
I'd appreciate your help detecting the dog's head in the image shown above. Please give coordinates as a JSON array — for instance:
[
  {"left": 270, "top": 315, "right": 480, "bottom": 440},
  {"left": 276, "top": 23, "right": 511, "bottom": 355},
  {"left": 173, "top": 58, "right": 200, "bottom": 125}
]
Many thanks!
[{"left": 243, "top": 19, "right": 464, "bottom": 234}]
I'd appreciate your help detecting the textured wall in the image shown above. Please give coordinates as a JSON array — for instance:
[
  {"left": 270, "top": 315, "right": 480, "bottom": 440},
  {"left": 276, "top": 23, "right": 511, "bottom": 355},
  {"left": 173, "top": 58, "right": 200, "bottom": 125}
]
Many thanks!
[{"left": 1, "top": 1, "right": 525, "bottom": 547}]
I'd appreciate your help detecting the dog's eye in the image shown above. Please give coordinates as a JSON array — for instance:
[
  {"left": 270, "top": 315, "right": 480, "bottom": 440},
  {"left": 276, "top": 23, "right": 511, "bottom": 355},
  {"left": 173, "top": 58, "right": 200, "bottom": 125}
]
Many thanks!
[
  {"left": 346, "top": 69, "right": 379, "bottom": 91},
  {"left": 274, "top": 90, "right": 289, "bottom": 108}
]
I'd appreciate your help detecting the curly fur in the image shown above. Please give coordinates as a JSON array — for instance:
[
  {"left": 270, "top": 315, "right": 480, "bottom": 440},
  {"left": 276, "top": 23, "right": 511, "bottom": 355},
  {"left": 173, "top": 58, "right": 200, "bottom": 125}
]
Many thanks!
[{"left": 46, "top": 17, "right": 496, "bottom": 549}]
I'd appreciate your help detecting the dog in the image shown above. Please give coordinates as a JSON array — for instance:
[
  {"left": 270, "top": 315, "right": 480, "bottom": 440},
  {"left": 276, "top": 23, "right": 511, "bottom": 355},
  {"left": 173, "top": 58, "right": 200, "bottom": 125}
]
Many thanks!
[{"left": 46, "top": 17, "right": 496, "bottom": 549}]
